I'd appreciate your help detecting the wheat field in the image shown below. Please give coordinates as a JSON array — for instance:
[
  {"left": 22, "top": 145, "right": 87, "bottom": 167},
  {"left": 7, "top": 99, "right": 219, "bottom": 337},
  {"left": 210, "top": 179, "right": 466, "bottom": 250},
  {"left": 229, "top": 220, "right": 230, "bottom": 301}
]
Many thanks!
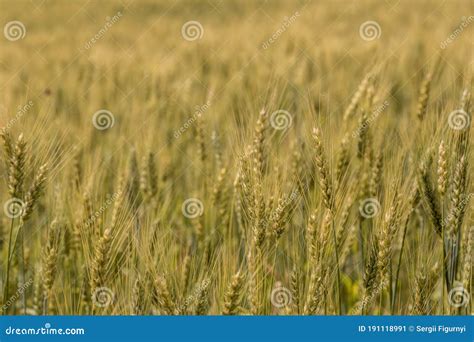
[{"left": 0, "top": 0, "right": 472, "bottom": 316}]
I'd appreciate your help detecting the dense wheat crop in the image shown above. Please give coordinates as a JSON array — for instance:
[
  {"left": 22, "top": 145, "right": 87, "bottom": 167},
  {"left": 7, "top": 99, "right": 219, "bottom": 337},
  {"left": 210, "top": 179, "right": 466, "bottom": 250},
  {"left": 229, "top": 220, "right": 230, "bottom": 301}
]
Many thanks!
[{"left": 0, "top": 0, "right": 472, "bottom": 316}]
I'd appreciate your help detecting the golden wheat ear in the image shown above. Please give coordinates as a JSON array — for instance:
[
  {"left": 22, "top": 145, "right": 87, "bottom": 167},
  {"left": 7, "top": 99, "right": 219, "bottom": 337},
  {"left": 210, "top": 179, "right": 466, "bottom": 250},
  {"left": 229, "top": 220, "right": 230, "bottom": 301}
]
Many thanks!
[
  {"left": 22, "top": 163, "right": 48, "bottom": 222},
  {"left": 222, "top": 271, "right": 244, "bottom": 315},
  {"left": 312, "top": 127, "right": 333, "bottom": 211}
]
